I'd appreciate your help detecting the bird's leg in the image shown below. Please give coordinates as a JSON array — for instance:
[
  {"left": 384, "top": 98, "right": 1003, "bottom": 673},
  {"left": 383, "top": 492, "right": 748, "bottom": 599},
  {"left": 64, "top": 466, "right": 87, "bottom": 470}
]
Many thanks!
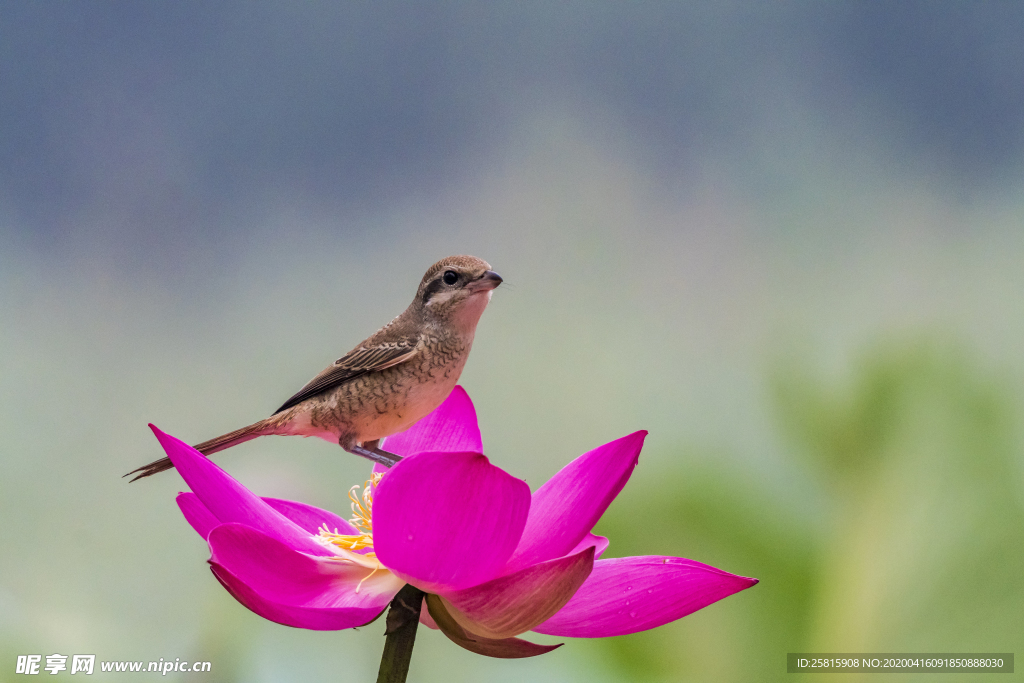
[
  {"left": 344, "top": 438, "right": 404, "bottom": 469},
  {"left": 363, "top": 439, "right": 404, "bottom": 467}
]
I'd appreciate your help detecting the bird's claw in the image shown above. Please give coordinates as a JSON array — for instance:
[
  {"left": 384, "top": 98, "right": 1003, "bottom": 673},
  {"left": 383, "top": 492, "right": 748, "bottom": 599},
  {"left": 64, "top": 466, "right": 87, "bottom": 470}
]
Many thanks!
[{"left": 349, "top": 445, "right": 403, "bottom": 468}]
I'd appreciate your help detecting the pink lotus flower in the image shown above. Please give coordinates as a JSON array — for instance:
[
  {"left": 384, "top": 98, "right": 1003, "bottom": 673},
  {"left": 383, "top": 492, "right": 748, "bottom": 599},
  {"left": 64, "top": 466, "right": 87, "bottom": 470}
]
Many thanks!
[{"left": 155, "top": 387, "right": 756, "bottom": 657}]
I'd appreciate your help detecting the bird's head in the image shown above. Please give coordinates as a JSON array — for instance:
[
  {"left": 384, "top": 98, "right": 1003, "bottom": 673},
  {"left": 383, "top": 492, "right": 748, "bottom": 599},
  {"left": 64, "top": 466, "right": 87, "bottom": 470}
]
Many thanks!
[{"left": 414, "top": 255, "right": 502, "bottom": 331}]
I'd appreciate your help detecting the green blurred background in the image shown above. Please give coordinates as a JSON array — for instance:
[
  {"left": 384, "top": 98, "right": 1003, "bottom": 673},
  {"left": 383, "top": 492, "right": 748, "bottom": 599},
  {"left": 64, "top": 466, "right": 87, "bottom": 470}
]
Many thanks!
[{"left": 2, "top": 3, "right": 1023, "bottom": 681}]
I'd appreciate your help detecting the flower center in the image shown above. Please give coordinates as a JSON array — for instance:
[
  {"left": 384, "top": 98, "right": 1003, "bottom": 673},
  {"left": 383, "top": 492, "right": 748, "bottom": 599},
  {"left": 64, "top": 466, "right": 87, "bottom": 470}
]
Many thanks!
[{"left": 318, "top": 472, "right": 383, "bottom": 559}]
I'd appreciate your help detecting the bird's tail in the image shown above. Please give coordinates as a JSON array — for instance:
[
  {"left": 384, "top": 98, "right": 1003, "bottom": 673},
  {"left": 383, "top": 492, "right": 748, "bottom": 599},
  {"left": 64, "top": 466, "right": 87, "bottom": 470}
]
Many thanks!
[{"left": 125, "top": 420, "right": 270, "bottom": 482}]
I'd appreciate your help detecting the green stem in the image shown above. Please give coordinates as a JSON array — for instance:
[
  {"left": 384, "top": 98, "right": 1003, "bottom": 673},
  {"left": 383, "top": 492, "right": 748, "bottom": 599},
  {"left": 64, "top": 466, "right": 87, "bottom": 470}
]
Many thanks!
[{"left": 375, "top": 584, "right": 426, "bottom": 683}]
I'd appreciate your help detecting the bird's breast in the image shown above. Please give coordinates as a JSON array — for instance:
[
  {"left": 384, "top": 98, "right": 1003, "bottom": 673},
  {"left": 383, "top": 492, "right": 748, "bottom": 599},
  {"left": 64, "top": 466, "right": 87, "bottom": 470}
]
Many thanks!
[{"left": 308, "top": 335, "right": 471, "bottom": 443}]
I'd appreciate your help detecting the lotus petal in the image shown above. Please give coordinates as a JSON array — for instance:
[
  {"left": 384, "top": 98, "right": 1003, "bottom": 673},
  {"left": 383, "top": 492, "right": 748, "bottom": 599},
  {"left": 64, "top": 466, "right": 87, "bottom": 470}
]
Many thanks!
[
  {"left": 210, "top": 563, "right": 388, "bottom": 631},
  {"left": 506, "top": 431, "right": 646, "bottom": 572},
  {"left": 208, "top": 524, "right": 402, "bottom": 615},
  {"left": 382, "top": 386, "right": 483, "bottom": 456},
  {"left": 441, "top": 546, "right": 594, "bottom": 639},
  {"left": 373, "top": 450, "right": 530, "bottom": 593},
  {"left": 176, "top": 492, "right": 220, "bottom": 540},
  {"left": 262, "top": 497, "right": 359, "bottom": 536},
  {"left": 534, "top": 556, "right": 758, "bottom": 638},
  {"left": 426, "top": 594, "right": 561, "bottom": 659},
  {"left": 152, "top": 425, "right": 329, "bottom": 556}
]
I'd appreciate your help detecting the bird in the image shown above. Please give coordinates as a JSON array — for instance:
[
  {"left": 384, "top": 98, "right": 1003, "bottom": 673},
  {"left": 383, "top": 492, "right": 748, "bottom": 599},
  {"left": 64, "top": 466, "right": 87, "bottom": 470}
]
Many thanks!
[{"left": 127, "top": 255, "right": 502, "bottom": 481}]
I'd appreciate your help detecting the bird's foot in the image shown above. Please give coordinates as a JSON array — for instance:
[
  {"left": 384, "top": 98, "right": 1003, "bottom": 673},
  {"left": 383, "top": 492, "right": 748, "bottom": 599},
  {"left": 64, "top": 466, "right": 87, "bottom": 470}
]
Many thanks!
[{"left": 346, "top": 439, "right": 403, "bottom": 468}]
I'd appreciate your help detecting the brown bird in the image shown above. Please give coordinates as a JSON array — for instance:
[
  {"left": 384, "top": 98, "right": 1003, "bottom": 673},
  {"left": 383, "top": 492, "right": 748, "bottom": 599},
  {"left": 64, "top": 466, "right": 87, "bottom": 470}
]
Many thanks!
[{"left": 127, "top": 255, "right": 502, "bottom": 481}]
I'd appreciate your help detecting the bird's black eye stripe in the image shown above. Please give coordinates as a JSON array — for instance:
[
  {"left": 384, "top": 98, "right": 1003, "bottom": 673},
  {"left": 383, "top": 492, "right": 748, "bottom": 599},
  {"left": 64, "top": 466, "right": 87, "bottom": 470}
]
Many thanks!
[
  {"left": 421, "top": 269, "right": 461, "bottom": 302},
  {"left": 421, "top": 277, "right": 446, "bottom": 301}
]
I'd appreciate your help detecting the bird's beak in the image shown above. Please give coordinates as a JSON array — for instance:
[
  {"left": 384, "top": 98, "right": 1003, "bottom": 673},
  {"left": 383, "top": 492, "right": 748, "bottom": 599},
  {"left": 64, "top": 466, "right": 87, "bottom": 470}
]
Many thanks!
[{"left": 467, "top": 270, "right": 503, "bottom": 293}]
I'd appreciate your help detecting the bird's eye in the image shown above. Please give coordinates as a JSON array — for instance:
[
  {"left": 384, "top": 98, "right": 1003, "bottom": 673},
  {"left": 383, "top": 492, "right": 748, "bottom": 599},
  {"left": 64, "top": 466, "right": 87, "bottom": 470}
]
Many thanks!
[{"left": 443, "top": 270, "right": 459, "bottom": 285}]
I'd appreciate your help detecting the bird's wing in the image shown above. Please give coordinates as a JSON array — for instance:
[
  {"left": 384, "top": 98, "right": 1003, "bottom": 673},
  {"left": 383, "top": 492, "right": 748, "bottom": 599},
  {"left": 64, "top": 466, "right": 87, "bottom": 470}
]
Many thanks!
[{"left": 273, "top": 336, "right": 422, "bottom": 414}]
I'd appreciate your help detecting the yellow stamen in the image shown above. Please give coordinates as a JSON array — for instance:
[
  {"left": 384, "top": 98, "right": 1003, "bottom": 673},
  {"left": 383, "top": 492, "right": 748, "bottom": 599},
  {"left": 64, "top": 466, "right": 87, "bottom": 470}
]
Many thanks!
[
  {"left": 317, "top": 473, "right": 386, "bottom": 559},
  {"left": 355, "top": 560, "right": 383, "bottom": 593},
  {"left": 313, "top": 473, "right": 389, "bottom": 593}
]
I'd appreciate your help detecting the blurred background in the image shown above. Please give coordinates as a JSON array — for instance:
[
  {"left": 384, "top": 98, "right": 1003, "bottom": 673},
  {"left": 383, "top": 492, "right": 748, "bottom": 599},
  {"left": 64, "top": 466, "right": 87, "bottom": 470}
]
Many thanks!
[{"left": 2, "top": 2, "right": 1023, "bottom": 681}]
